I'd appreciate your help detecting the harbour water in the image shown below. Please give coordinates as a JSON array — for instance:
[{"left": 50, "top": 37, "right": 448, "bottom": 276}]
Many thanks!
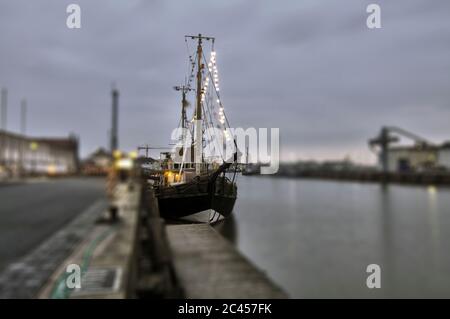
[{"left": 219, "top": 176, "right": 450, "bottom": 298}]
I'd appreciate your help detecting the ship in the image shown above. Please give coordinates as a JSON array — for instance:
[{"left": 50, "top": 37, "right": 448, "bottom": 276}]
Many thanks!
[{"left": 152, "top": 34, "right": 238, "bottom": 221}]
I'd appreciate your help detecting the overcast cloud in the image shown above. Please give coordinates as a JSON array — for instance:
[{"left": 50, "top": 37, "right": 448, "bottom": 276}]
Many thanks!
[{"left": 1, "top": 0, "right": 449, "bottom": 163}]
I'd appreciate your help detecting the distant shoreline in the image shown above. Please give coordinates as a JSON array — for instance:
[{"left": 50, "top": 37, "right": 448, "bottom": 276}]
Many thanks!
[{"left": 244, "top": 170, "right": 450, "bottom": 187}]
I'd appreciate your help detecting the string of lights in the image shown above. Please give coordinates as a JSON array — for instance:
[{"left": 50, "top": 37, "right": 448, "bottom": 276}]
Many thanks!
[
  {"left": 201, "top": 50, "right": 232, "bottom": 142},
  {"left": 183, "top": 38, "right": 234, "bottom": 148}
]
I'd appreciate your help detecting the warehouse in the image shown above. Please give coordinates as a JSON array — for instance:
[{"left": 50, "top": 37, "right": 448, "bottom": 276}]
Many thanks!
[
  {"left": 386, "top": 145, "right": 437, "bottom": 172},
  {"left": 386, "top": 143, "right": 450, "bottom": 173},
  {"left": 0, "top": 130, "right": 79, "bottom": 177},
  {"left": 438, "top": 142, "right": 450, "bottom": 169}
]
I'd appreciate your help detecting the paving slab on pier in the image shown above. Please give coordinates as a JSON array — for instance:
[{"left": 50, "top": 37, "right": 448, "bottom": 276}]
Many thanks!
[
  {"left": 0, "top": 198, "right": 107, "bottom": 298},
  {"left": 38, "top": 182, "right": 141, "bottom": 299},
  {"left": 166, "top": 224, "right": 287, "bottom": 299}
]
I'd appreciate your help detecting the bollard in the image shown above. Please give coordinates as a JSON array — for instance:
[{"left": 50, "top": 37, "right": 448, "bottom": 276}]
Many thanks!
[{"left": 109, "top": 205, "right": 118, "bottom": 223}]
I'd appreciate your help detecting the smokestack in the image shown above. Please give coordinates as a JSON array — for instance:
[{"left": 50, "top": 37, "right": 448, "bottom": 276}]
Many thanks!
[
  {"left": 1, "top": 88, "right": 7, "bottom": 130},
  {"left": 21, "top": 99, "right": 27, "bottom": 135},
  {"left": 110, "top": 86, "right": 119, "bottom": 153}
]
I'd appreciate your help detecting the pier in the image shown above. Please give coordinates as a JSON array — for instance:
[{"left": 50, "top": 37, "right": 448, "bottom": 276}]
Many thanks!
[
  {"left": 0, "top": 176, "right": 286, "bottom": 299},
  {"left": 166, "top": 224, "right": 285, "bottom": 298}
]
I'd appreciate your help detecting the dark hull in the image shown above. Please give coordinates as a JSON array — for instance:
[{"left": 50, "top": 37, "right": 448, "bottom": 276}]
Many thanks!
[
  {"left": 154, "top": 163, "right": 237, "bottom": 220},
  {"left": 157, "top": 192, "right": 236, "bottom": 219}
]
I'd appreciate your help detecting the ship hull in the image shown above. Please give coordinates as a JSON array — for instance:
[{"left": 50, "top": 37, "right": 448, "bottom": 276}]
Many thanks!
[
  {"left": 154, "top": 164, "right": 237, "bottom": 220},
  {"left": 157, "top": 192, "right": 236, "bottom": 219}
]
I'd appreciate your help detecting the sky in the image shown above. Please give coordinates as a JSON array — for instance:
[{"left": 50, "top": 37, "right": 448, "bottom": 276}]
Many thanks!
[{"left": 0, "top": 0, "right": 449, "bottom": 164}]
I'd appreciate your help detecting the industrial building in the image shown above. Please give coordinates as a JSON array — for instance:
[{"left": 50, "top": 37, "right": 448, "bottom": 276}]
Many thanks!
[
  {"left": 438, "top": 143, "right": 450, "bottom": 169},
  {"left": 387, "top": 145, "right": 438, "bottom": 172},
  {"left": 0, "top": 129, "right": 79, "bottom": 178},
  {"left": 369, "top": 126, "right": 450, "bottom": 173},
  {"left": 387, "top": 144, "right": 450, "bottom": 173}
]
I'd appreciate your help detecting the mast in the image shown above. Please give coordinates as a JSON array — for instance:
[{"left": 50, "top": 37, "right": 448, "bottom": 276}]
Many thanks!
[
  {"left": 182, "top": 89, "right": 187, "bottom": 129},
  {"left": 246, "top": 146, "right": 249, "bottom": 165},
  {"left": 110, "top": 85, "right": 119, "bottom": 153},
  {"left": 173, "top": 85, "right": 190, "bottom": 130},
  {"left": 194, "top": 34, "right": 203, "bottom": 175},
  {"left": 174, "top": 85, "right": 191, "bottom": 165},
  {"left": 185, "top": 34, "right": 215, "bottom": 174}
]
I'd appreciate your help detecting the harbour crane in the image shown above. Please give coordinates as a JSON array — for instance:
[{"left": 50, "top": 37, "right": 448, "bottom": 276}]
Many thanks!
[{"left": 368, "top": 126, "right": 433, "bottom": 173}]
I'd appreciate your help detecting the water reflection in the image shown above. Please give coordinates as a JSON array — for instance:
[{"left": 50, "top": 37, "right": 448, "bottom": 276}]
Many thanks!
[
  {"left": 378, "top": 184, "right": 394, "bottom": 296},
  {"left": 426, "top": 185, "right": 441, "bottom": 279},
  {"left": 228, "top": 176, "right": 450, "bottom": 298},
  {"left": 213, "top": 214, "right": 238, "bottom": 245}
]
